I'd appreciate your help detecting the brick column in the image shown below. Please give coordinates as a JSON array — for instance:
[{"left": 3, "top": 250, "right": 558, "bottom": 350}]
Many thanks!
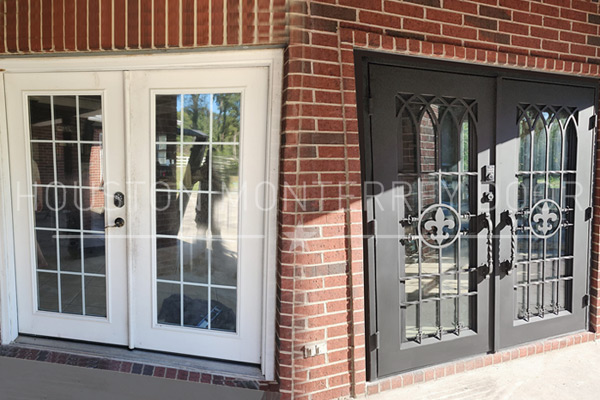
[{"left": 276, "top": 2, "right": 366, "bottom": 399}]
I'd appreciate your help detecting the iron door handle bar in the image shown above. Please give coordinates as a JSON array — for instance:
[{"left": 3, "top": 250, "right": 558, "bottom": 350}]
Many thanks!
[
  {"left": 504, "top": 210, "right": 517, "bottom": 274},
  {"left": 482, "top": 212, "right": 493, "bottom": 278}
]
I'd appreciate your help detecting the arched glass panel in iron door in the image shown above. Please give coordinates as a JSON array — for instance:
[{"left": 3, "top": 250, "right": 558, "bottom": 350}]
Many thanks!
[{"left": 398, "top": 94, "right": 481, "bottom": 345}]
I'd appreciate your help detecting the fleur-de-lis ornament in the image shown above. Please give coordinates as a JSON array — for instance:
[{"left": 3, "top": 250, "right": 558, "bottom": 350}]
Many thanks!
[
  {"left": 424, "top": 207, "right": 455, "bottom": 245},
  {"left": 532, "top": 202, "right": 558, "bottom": 235}
]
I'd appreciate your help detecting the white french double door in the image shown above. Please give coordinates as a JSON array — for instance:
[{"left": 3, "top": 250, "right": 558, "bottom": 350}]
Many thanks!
[{"left": 5, "top": 65, "right": 269, "bottom": 364}]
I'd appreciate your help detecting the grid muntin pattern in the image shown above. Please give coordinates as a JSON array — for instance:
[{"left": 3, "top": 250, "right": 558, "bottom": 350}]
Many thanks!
[
  {"left": 29, "top": 94, "right": 107, "bottom": 318},
  {"left": 154, "top": 93, "right": 240, "bottom": 333},
  {"left": 396, "top": 93, "right": 478, "bottom": 343},
  {"left": 514, "top": 104, "right": 577, "bottom": 321}
]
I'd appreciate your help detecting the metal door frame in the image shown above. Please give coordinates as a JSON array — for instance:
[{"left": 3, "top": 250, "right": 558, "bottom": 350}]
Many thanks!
[{"left": 355, "top": 50, "right": 599, "bottom": 380}]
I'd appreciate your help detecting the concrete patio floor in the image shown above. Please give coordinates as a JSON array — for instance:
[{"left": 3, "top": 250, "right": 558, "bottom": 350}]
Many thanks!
[
  {"left": 1, "top": 340, "right": 598, "bottom": 399},
  {"left": 370, "top": 340, "right": 600, "bottom": 400},
  {"left": 0, "top": 356, "right": 277, "bottom": 400}
]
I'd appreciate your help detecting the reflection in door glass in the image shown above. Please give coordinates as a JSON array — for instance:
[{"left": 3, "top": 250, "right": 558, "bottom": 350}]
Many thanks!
[
  {"left": 155, "top": 93, "right": 240, "bottom": 333},
  {"left": 440, "top": 112, "right": 458, "bottom": 172},
  {"left": 28, "top": 95, "right": 107, "bottom": 317},
  {"left": 514, "top": 104, "right": 578, "bottom": 321},
  {"left": 397, "top": 94, "right": 477, "bottom": 343},
  {"left": 532, "top": 118, "right": 546, "bottom": 171}
]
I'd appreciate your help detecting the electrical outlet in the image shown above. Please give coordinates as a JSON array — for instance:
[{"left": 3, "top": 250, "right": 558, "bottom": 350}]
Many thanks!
[
  {"left": 315, "top": 342, "right": 327, "bottom": 355},
  {"left": 303, "top": 342, "right": 327, "bottom": 358},
  {"left": 303, "top": 345, "right": 314, "bottom": 358}
]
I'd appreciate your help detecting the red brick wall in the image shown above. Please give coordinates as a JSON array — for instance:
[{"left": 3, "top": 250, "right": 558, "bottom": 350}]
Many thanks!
[
  {"left": 0, "top": 0, "right": 286, "bottom": 52},
  {"left": 279, "top": 1, "right": 600, "bottom": 399},
  {"left": 3, "top": 1, "right": 600, "bottom": 400}
]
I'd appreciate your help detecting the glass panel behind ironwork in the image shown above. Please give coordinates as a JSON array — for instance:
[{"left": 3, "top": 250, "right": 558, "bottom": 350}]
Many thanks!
[
  {"left": 397, "top": 94, "right": 478, "bottom": 343},
  {"left": 28, "top": 95, "right": 107, "bottom": 317},
  {"left": 514, "top": 104, "right": 577, "bottom": 321},
  {"left": 155, "top": 93, "right": 240, "bottom": 333}
]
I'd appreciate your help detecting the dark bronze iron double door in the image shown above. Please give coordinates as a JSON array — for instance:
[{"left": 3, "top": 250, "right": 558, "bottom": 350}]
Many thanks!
[{"left": 358, "top": 54, "right": 597, "bottom": 379}]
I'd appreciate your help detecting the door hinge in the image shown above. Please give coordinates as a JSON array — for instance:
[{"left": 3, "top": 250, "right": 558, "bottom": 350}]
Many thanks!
[
  {"left": 369, "top": 331, "right": 380, "bottom": 351},
  {"left": 368, "top": 97, "right": 374, "bottom": 115},
  {"left": 589, "top": 114, "right": 597, "bottom": 131},
  {"left": 585, "top": 207, "right": 593, "bottom": 221},
  {"left": 366, "top": 219, "right": 377, "bottom": 238},
  {"left": 583, "top": 294, "right": 590, "bottom": 307}
]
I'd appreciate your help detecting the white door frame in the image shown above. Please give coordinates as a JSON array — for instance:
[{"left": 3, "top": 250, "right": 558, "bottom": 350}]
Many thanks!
[
  {"left": 5, "top": 71, "right": 129, "bottom": 344},
  {"left": 0, "top": 49, "right": 283, "bottom": 380},
  {"left": 130, "top": 67, "right": 268, "bottom": 363}
]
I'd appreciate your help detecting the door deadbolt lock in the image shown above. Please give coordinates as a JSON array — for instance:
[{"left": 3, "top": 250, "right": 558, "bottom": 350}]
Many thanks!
[
  {"left": 106, "top": 217, "right": 125, "bottom": 229},
  {"left": 114, "top": 192, "right": 125, "bottom": 208},
  {"left": 482, "top": 165, "right": 495, "bottom": 183}
]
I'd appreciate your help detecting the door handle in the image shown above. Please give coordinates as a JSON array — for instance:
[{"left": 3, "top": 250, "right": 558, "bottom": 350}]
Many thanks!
[
  {"left": 482, "top": 212, "right": 493, "bottom": 278},
  {"left": 105, "top": 217, "right": 125, "bottom": 229},
  {"left": 503, "top": 210, "right": 517, "bottom": 274}
]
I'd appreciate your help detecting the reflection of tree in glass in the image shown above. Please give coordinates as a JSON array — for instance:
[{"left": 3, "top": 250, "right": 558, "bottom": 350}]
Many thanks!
[
  {"left": 178, "top": 93, "right": 241, "bottom": 235},
  {"left": 211, "top": 94, "right": 240, "bottom": 193},
  {"left": 181, "top": 94, "right": 210, "bottom": 133},
  {"left": 178, "top": 93, "right": 241, "bottom": 145},
  {"left": 213, "top": 93, "right": 241, "bottom": 143},
  {"left": 461, "top": 119, "right": 469, "bottom": 172},
  {"left": 178, "top": 93, "right": 241, "bottom": 193},
  {"left": 548, "top": 120, "right": 561, "bottom": 171}
]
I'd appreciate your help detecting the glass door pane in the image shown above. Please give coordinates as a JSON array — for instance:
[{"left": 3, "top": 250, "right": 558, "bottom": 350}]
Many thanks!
[
  {"left": 29, "top": 95, "right": 107, "bottom": 317},
  {"left": 154, "top": 93, "right": 240, "bottom": 333}
]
